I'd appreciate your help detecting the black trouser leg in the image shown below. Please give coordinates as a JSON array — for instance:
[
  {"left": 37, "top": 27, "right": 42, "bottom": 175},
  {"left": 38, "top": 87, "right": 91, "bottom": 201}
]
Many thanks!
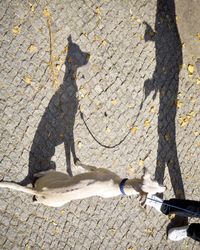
[
  {"left": 161, "top": 199, "right": 200, "bottom": 218},
  {"left": 187, "top": 223, "right": 200, "bottom": 242}
]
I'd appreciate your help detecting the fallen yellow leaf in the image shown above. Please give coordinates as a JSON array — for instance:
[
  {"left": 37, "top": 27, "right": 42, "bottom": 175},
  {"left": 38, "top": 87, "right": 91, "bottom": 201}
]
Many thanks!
[
  {"left": 144, "top": 227, "right": 154, "bottom": 235},
  {"left": 111, "top": 99, "right": 118, "bottom": 105},
  {"left": 67, "top": 56, "right": 73, "bottom": 64},
  {"left": 127, "top": 165, "right": 134, "bottom": 175},
  {"left": 196, "top": 33, "right": 200, "bottom": 41},
  {"left": 64, "top": 45, "right": 68, "bottom": 53},
  {"left": 136, "top": 18, "right": 141, "bottom": 23},
  {"left": 79, "top": 87, "right": 88, "bottom": 98},
  {"left": 108, "top": 228, "right": 116, "bottom": 233},
  {"left": 140, "top": 35, "right": 144, "bottom": 40},
  {"left": 43, "top": 8, "right": 51, "bottom": 17},
  {"left": 106, "top": 127, "right": 111, "bottom": 133},
  {"left": 25, "top": 244, "right": 30, "bottom": 250},
  {"left": 131, "top": 126, "right": 138, "bottom": 134},
  {"left": 12, "top": 25, "right": 21, "bottom": 35},
  {"left": 197, "top": 79, "right": 200, "bottom": 85},
  {"left": 77, "top": 141, "right": 82, "bottom": 149},
  {"left": 29, "top": 3, "right": 36, "bottom": 12},
  {"left": 139, "top": 159, "right": 144, "bottom": 167},
  {"left": 28, "top": 44, "right": 37, "bottom": 53},
  {"left": 189, "top": 111, "right": 196, "bottom": 117},
  {"left": 95, "top": 7, "right": 101, "bottom": 16},
  {"left": 52, "top": 221, "right": 57, "bottom": 226},
  {"left": 56, "top": 63, "right": 62, "bottom": 71},
  {"left": 176, "top": 99, "right": 183, "bottom": 108},
  {"left": 150, "top": 106, "right": 156, "bottom": 113},
  {"left": 101, "top": 40, "right": 108, "bottom": 46},
  {"left": 188, "top": 64, "right": 194, "bottom": 75},
  {"left": 179, "top": 116, "right": 191, "bottom": 127},
  {"left": 144, "top": 119, "right": 151, "bottom": 127},
  {"left": 23, "top": 75, "right": 32, "bottom": 84},
  {"left": 82, "top": 32, "right": 88, "bottom": 37},
  {"left": 164, "top": 133, "right": 171, "bottom": 141},
  {"left": 190, "top": 97, "right": 196, "bottom": 104},
  {"left": 177, "top": 92, "right": 182, "bottom": 98},
  {"left": 178, "top": 111, "right": 196, "bottom": 127},
  {"left": 94, "top": 35, "right": 102, "bottom": 41},
  {"left": 193, "top": 131, "right": 199, "bottom": 137}
]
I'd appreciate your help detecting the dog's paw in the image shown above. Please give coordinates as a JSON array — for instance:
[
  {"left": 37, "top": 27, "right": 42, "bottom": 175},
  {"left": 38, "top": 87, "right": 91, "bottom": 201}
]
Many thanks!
[{"left": 74, "top": 158, "right": 81, "bottom": 166}]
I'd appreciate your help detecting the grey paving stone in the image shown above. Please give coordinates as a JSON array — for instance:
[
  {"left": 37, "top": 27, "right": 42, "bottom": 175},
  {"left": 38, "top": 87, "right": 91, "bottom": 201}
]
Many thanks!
[{"left": 0, "top": 0, "right": 200, "bottom": 249}]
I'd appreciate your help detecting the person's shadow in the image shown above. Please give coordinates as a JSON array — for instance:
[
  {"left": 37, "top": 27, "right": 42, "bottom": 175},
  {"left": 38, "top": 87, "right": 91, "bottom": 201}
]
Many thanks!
[
  {"left": 143, "top": 0, "right": 188, "bottom": 228},
  {"left": 21, "top": 35, "right": 90, "bottom": 185}
]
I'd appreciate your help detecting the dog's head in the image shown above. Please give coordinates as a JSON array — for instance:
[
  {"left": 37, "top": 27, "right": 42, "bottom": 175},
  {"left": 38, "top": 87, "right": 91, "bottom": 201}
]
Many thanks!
[{"left": 141, "top": 167, "right": 165, "bottom": 194}]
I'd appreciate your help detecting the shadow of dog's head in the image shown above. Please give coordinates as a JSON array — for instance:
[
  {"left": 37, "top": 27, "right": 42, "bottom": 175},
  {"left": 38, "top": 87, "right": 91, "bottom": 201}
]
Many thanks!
[{"left": 66, "top": 35, "right": 90, "bottom": 68}]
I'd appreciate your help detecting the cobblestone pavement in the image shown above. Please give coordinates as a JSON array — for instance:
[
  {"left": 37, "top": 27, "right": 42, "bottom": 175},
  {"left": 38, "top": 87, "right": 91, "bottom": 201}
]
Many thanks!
[{"left": 0, "top": 0, "right": 200, "bottom": 249}]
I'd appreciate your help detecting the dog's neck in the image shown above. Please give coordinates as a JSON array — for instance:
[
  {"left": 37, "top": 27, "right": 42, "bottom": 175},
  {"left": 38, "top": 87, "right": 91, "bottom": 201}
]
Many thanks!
[{"left": 122, "top": 178, "right": 142, "bottom": 196}]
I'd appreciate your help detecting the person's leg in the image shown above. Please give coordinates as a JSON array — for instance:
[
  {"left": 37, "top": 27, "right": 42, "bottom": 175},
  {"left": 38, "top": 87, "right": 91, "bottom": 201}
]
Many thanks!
[
  {"left": 187, "top": 223, "right": 200, "bottom": 242},
  {"left": 168, "top": 223, "right": 200, "bottom": 242},
  {"left": 161, "top": 199, "right": 200, "bottom": 218}
]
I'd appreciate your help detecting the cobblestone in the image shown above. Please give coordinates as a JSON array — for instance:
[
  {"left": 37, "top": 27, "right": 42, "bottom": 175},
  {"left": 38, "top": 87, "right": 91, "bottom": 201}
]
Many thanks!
[{"left": 0, "top": 0, "right": 200, "bottom": 249}]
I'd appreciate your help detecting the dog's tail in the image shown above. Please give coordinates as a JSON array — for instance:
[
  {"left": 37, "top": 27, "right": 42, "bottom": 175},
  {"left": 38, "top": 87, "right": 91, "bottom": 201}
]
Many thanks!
[{"left": 0, "top": 181, "right": 37, "bottom": 195}]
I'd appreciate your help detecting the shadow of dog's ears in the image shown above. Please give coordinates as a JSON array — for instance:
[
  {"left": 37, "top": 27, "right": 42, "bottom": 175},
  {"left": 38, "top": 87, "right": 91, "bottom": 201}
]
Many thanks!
[
  {"left": 143, "top": 21, "right": 156, "bottom": 42},
  {"left": 143, "top": 78, "right": 158, "bottom": 100},
  {"left": 68, "top": 35, "right": 72, "bottom": 43}
]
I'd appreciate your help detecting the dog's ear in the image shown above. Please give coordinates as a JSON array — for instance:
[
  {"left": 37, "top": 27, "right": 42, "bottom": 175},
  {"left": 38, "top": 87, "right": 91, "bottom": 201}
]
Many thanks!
[
  {"left": 141, "top": 167, "right": 166, "bottom": 194},
  {"left": 32, "top": 195, "right": 38, "bottom": 203},
  {"left": 142, "top": 167, "right": 151, "bottom": 180},
  {"left": 68, "top": 35, "right": 72, "bottom": 44}
]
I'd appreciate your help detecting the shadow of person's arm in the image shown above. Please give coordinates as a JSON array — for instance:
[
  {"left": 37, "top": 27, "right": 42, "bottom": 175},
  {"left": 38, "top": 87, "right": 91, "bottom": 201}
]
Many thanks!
[{"left": 140, "top": 22, "right": 158, "bottom": 109}]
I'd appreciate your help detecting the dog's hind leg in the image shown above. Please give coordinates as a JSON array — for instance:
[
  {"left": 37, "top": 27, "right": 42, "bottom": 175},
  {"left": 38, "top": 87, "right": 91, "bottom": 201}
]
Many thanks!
[{"left": 75, "top": 160, "right": 97, "bottom": 172}]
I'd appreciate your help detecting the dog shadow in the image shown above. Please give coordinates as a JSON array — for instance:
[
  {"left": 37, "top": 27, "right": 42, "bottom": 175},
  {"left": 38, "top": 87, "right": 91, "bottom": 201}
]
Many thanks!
[
  {"left": 143, "top": 0, "right": 188, "bottom": 226},
  {"left": 21, "top": 35, "right": 90, "bottom": 185}
]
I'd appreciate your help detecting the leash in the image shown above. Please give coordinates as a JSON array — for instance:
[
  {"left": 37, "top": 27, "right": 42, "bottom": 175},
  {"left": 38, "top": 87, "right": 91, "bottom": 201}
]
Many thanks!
[
  {"left": 119, "top": 180, "right": 200, "bottom": 217},
  {"left": 147, "top": 197, "right": 200, "bottom": 217},
  {"left": 79, "top": 100, "right": 144, "bottom": 149}
]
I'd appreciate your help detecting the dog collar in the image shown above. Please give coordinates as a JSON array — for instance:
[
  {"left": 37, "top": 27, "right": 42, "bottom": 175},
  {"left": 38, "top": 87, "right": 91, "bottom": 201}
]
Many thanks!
[{"left": 119, "top": 178, "right": 128, "bottom": 195}]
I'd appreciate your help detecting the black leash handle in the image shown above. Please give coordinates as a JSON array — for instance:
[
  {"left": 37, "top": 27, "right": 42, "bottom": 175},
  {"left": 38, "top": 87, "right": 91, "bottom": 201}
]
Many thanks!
[{"left": 147, "top": 197, "right": 200, "bottom": 217}]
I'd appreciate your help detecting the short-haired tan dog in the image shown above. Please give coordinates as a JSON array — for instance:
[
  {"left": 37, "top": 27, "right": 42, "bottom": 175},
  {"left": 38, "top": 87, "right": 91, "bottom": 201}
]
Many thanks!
[{"left": 0, "top": 161, "right": 165, "bottom": 207}]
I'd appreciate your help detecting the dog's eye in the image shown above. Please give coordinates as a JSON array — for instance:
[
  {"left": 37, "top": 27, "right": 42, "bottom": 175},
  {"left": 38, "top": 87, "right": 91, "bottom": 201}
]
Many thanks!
[{"left": 32, "top": 195, "right": 37, "bottom": 202}]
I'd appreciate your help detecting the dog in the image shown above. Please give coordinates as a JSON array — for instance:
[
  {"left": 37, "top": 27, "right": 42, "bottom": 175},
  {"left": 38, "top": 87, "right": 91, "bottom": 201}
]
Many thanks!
[{"left": 0, "top": 161, "right": 165, "bottom": 207}]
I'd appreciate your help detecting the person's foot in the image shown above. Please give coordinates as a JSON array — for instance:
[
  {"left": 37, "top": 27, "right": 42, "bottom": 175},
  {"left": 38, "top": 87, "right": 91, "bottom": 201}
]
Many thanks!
[
  {"left": 145, "top": 194, "right": 163, "bottom": 212},
  {"left": 168, "top": 226, "right": 188, "bottom": 241}
]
